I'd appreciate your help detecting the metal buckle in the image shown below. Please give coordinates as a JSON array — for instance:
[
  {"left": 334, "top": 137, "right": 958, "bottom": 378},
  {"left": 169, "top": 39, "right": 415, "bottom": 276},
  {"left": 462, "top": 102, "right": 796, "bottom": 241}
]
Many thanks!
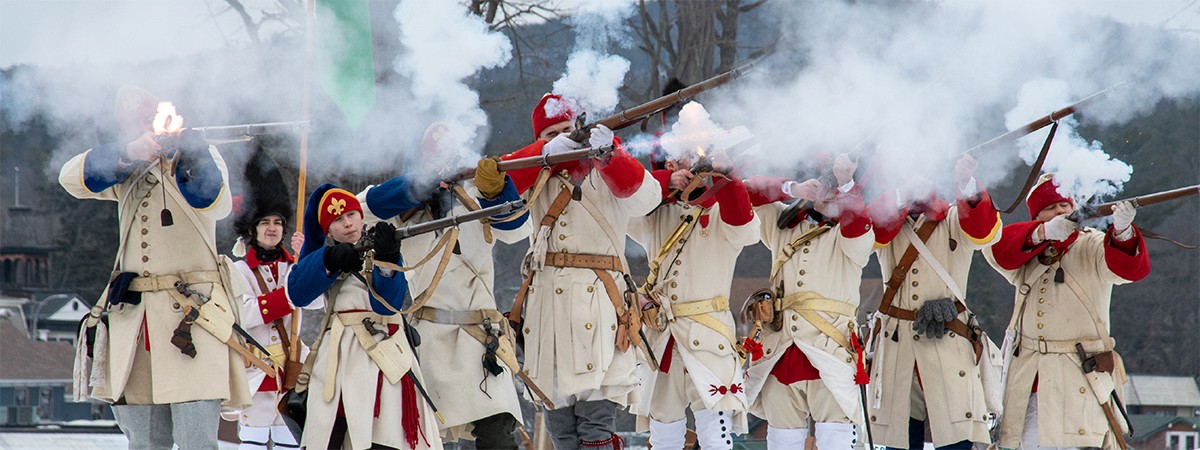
[{"left": 1037, "top": 337, "right": 1049, "bottom": 354}]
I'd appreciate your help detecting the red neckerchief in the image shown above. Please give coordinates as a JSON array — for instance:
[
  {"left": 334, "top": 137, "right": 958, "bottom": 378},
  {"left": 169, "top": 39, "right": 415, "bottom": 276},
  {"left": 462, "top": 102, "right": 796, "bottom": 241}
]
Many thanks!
[{"left": 244, "top": 245, "right": 296, "bottom": 271}]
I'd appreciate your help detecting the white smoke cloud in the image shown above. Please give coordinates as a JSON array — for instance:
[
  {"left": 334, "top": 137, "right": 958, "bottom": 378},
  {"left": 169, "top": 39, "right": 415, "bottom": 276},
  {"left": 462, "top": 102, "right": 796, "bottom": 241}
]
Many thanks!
[
  {"left": 551, "top": 0, "right": 636, "bottom": 116},
  {"left": 392, "top": 0, "right": 512, "bottom": 186},
  {"left": 1008, "top": 78, "right": 1132, "bottom": 202},
  {"left": 656, "top": 101, "right": 752, "bottom": 161},
  {"left": 707, "top": 0, "right": 1200, "bottom": 198}
]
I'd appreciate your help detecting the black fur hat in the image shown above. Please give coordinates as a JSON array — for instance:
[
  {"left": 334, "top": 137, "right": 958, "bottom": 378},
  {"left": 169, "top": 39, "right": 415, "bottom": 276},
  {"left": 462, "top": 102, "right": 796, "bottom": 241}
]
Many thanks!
[{"left": 233, "top": 145, "right": 293, "bottom": 249}]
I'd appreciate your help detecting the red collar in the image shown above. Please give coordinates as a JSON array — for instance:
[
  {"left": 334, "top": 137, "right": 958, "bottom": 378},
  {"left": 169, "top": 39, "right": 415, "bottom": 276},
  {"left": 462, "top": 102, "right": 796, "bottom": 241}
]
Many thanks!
[{"left": 244, "top": 245, "right": 295, "bottom": 270}]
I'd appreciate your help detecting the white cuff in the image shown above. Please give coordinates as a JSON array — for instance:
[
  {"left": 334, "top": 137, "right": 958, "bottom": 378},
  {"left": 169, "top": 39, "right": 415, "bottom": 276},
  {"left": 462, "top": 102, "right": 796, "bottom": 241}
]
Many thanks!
[
  {"left": 1113, "top": 226, "right": 1134, "bottom": 242},
  {"left": 838, "top": 180, "right": 855, "bottom": 193},
  {"left": 958, "top": 177, "right": 979, "bottom": 197},
  {"left": 781, "top": 181, "right": 797, "bottom": 199}
]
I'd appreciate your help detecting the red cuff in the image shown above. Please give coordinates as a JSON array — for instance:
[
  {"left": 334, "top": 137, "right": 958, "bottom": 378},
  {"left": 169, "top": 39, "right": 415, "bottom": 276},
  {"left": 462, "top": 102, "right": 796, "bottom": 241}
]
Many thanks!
[
  {"left": 744, "top": 176, "right": 792, "bottom": 206},
  {"left": 834, "top": 187, "right": 871, "bottom": 239},
  {"left": 869, "top": 189, "right": 907, "bottom": 246},
  {"left": 991, "top": 221, "right": 1047, "bottom": 270},
  {"left": 500, "top": 141, "right": 548, "bottom": 194},
  {"left": 957, "top": 189, "right": 1001, "bottom": 243},
  {"left": 651, "top": 169, "right": 674, "bottom": 200},
  {"left": 714, "top": 178, "right": 753, "bottom": 226},
  {"left": 1105, "top": 226, "right": 1150, "bottom": 281},
  {"left": 597, "top": 142, "right": 646, "bottom": 198},
  {"left": 257, "top": 288, "right": 292, "bottom": 324}
]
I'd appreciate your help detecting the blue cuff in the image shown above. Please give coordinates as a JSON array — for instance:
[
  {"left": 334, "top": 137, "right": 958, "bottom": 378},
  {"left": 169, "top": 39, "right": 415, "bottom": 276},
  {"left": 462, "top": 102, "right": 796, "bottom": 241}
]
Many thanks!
[
  {"left": 478, "top": 176, "right": 528, "bottom": 231},
  {"left": 286, "top": 248, "right": 338, "bottom": 307},
  {"left": 82, "top": 143, "right": 136, "bottom": 193},
  {"left": 369, "top": 268, "right": 407, "bottom": 315},
  {"left": 176, "top": 148, "right": 224, "bottom": 209},
  {"left": 365, "top": 176, "right": 422, "bottom": 220}
]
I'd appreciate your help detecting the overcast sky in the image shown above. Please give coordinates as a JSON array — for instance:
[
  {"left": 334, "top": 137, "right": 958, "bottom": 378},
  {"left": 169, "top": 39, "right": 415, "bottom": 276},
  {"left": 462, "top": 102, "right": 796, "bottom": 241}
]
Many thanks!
[{"left": 1, "top": 0, "right": 1197, "bottom": 69}]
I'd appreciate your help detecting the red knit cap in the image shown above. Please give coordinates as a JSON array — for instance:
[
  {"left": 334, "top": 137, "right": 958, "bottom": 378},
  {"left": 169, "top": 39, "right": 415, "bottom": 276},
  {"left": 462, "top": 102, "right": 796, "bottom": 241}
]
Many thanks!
[
  {"left": 1026, "top": 173, "right": 1073, "bottom": 219},
  {"left": 531, "top": 93, "right": 576, "bottom": 139},
  {"left": 317, "top": 188, "right": 362, "bottom": 232}
]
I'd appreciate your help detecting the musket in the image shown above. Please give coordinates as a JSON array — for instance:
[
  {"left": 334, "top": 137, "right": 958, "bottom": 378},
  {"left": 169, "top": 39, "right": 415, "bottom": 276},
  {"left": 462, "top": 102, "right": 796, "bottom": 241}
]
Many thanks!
[
  {"left": 1071, "top": 184, "right": 1200, "bottom": 220},
  {"left": 447, "top": 144, "right": 615, "bottom": 183},
  {"left": 187, "top": 121, "right": 312, "bottom": 140},
  {"left": 355, "top": 200, "right": 525, "bottom": 252},
  {"left": 173, "top": 281, "right": 276, "bottom": 374},
  {"left": 590, "top": 61, "right": 756, "bottom": 131},
  {"left": 962, "top": 81, "right": 1125, "bottom": 156}
]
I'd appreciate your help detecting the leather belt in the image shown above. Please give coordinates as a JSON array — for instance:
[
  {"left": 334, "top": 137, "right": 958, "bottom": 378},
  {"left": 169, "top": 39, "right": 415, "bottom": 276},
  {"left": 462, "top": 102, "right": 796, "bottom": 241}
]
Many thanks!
[
  {"left": 671, "top": 296, "right": 730, "bottom": 318},
  {"left": 543, "top": 252, "right": 622, "bottom": 272},
  {"left": 412, "top": 307, "right": 505, "bottom": 325},
  {"left": 128, "top": 271, "right": 222, "bottom": 292},
  {"left": 1020, "top": 335, "right": 1112, "bottom": 355}
]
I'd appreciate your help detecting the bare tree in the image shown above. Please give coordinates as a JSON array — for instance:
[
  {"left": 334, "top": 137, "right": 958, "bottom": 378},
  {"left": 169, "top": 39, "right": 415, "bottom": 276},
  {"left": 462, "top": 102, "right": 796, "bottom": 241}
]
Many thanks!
[{"left": 630, "top": 0, "right": 768, "bottom": 97}]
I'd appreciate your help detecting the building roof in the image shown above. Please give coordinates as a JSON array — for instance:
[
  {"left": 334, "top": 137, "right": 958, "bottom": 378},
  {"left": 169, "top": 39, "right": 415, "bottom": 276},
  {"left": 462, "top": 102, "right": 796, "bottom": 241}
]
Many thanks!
[
  {"left": 0, "top": 321, "right": 74, "bottom": 382},
  {"left": 1124, "top": 374, "right": 1200, "bottom": 408},
  {"left": 1128, "top": 414, "right": 1200, "bottom": 442}
]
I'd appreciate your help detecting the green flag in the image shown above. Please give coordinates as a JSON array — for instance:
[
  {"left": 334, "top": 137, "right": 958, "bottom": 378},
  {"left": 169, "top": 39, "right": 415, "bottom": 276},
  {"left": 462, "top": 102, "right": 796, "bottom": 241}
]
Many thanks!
[{"left": 316, "top": 0, "right": 376, "bottom": 131}]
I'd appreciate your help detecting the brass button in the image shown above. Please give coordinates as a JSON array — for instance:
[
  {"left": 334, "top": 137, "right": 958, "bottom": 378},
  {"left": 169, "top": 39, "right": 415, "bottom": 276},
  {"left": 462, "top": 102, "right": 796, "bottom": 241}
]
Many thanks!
[
  {"left": 141, "top": 201, "right": 149, "bottom": 207},
  {"left": 676, "top": 260, "right": 683, "bottom": 266},
  {"left": 802, "top": 248, "right": 810, "bottom": 254},
  {"left": 693, "top": 340, "right": 700, "bottom": 346},
  {"left": 911, "top": 268, "right": 919, "bottom": 275},
  {"left": 142, "top": 256, "right": 149, "bottom": 262},
  {"left": 271, "top": 336, "right": 278, "bottom": 342},
  {"left": 911, "top": 281, "right": 919, "bottom": 287},
  {"left": 799, "top": 269, "right": 806, "bottom": 275},
  {"left": 913, "top": 335, "right": 921, "bottom": 341},
  {"left": 791, "top": 314, "right": 799, "bottom": 321},
  {"left": 140, "top": 215, "right": 148, "bottom": 222},
  {"left": 142, "top": 271, "right": 150, "bottom": 277},
  {"left": 558, "top": 234, "right": 566, "bottom": 241},
  {"left": 796, "top": 281, "right": 804, "bottom": 287},
  {"left": 766, "top": 349, "right": 772, "bottom": 355},
  {"left": 1043, "top": 278, "right": 1049, "bottom": 284},
  {"left": 1037, "top": 323, "right": 1045, "bottom": 329},
  {"left": 611, "top": 324, "right": 616, "bottom": 331},
  {"left": 141, "top": 242, "right": 148, "bottom": 248},
  {"left": 846, "top": 356, "right": 853, "bottom": 363},
  {"left": 670, "top": 282, "right": 677, "bottom": 288},
  {"left": 671, "top": 295, "right": 678, "bottom": 300},
  {"left": 871, "top": 415, "right": 877, "bottom": 422},
  {"left": 560, "top": 221, "right": 567, "bottom": 227},
  {"left": 911, "top": 294, "right": 919, "bottom": 301},
  {"left": 1080, "top": 387, "right": 1087, "bottom": 394},
  {"left": 1038, "top": 298, "right": 1045, "bottom": 304},
  {"left": 672, "top": 271, "right": 679, "bottom": 276},
  {"left": 1039, "top": 287, "right": 1046, "bottom": 293},
  {"left": 260, "top": 300, "right": 268, "bottom": 305},
  {"left": 1078, "top": 429, "right": 1085, "bottom": 435},
  {"left": 959, "top": 371, "right": 966, "bottom": 377},
  {"left": 1037, "top": 311, "right": 1044, "bottom": 317},
  {"left": 965, "top": 412, "right": 972, "bottom": 419},
  {"left": 171, "top": 303, "right": 180, "bottom": 310},
  {"left": 803, "top": 241, "right": 811, "bottom": 246},
  {"left": 791, "top": 326, "right": 798, "bottom": 332},
  {"left": 555, "top": 288, "right": 563, "bottom": 294},
  {"left": 586, "top": 286, "right": 594, "bottom": 293},
  {"left": 262, "top": 308, "right": 269, "bottom": 315},
  {"left": 585, "top": 323, "right": 593, "bottom": 330},
  {"left": 949, "top": 331, "right": 956, "bottom": 338},
  {"left": 524, "top": 328, "right": 530, "bottom": 334},
  {"left": 141, "top": 229, "right": 149, "bottom": 235},
  {"left": 718, "top": 344, "right": 725, "bottom": 350},
  {"left": 587, "top": 363, "right": 594, "bottom": 370}
]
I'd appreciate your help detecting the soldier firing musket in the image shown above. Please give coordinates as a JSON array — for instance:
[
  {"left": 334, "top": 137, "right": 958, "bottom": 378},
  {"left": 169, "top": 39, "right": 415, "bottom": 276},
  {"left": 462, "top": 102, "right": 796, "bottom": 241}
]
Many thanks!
[{"left": 984, "top": 173, "right": 1152, "bottom": 450}]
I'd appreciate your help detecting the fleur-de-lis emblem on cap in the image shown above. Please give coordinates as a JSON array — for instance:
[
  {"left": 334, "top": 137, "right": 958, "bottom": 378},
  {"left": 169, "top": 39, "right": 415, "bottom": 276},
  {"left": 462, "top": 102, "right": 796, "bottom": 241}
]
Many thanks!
[{"left": 327, "top": 198, "right": 346, "bottom": 216}]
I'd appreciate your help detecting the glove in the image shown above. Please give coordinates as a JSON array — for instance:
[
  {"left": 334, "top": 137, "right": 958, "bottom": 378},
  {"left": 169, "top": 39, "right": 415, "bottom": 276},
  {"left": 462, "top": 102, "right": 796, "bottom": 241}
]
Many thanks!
[
  {"left": 370, "top": 222, "right": 401, "bottom": 264},
  {"left": 587, "top": 124, "right": 614, "bottom": 149},
  {"left": 1040, "top": 214, "right": 1076, "bottom": 242},
  {"left": 474, "top": 156, "right": 506, "bottom": 199},
  {"left": 913, "top": 298, "right": 957, "bottom": 339},
  {"left": 786, "top": 179, "right": 823, "bottom": 202},
  {"left": 543, "top": 134, "right": 582, "bottom": 156},
  {"left": 324, "top": 243, "right": 363, "bottom": 274},
  {"left": 1110, "top": 201, "right": 1136, "bottom": 236}
]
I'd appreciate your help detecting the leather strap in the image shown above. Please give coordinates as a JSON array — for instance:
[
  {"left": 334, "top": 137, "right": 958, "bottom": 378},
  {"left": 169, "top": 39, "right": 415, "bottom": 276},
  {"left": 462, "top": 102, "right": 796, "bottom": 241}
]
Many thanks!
[
  {"left": 128, "top": 271, "right": 223, "bottom": 292},
  {"left": 412, "top": 307, "right": 505, "bottom": 325},
  {"left": 544, "top": 252, "right": 623, "bottom": 271},
  {"left": 510, "top": 186, "right": 586, "bottom": 324},
  {"left": 1019, "top": 335, "right": 1112, "bottom": 355},
  {"left": 451, "top": 184, "right": 494, "bottom": 244},
  {"left": 769, "top": 224, "right": 833, "bottom": 285},
  {"left": 670, "top": 296, "right": 729, "bottom": 318},
  {"left": 777, "top": 292, "right": 858, "bottom": 352},
  {"left": 877, "top": 219, "right": 940, "bottom": 318},
  {"left": 362, "top": 227, "right": 460, "bottom": 315},
  {"left": 881, "top": 300, "right": 982, "bottom": 360},
  {"left": 642, "top": 207, "right": 705, "bottom": 297}
]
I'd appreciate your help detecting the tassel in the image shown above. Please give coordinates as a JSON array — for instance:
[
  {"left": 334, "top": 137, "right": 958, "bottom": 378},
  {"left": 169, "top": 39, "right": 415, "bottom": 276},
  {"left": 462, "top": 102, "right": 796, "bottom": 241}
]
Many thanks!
[
  {"left": 742, "top": 338, "right": 764, "bottom": 361},
  {"left": 232, "top": 236, "right": 247, "bottom": 258},
  {"left": 402, "top": 374, "right": 420, "bottom": 449},
  {"left": 526, "top": 225, "right": 552, "bottom": 272},
  {"left": 851, "top": 331, "right": 870, "bottom": 385}
]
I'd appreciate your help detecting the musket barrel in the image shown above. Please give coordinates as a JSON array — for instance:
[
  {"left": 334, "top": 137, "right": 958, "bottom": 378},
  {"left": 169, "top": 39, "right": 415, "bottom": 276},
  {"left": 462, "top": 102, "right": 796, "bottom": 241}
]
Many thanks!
[
  {"left": 592, "top": 61, "right": 756, "bottom": 131},
  {"left": 964, "top": 81, "right": 1126, "bottom": 155},
  {"left": 188, "top": 120, "right": 312, "bottom": 138},
  {"left": 1084, "top": 184, "right": 1200, "bottom": 219},
  {"left": 393, "top": 200, "right": 525, "bottom": 239},
  {"left": 449, "top": 145, "right": 615, "bottom": 182}
]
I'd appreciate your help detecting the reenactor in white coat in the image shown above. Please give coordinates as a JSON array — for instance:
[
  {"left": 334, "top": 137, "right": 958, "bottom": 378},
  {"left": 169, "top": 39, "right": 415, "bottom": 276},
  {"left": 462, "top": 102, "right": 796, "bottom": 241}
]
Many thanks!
[
  {"left": 742, "top": 153, "right": 874, "bottom": 450},
  {"left": 286, "top": 184, "right": 443, "bottom": 450},
  {"left": 629, "top": 150, "right": 760, "bottom": 450},
  {"left": 984, "top": 174, "right": 1148, "bottom": 450},
  {"left": 501, "top": 94, "right": 662, "bottom": 449},
  {"left": 357, "top": 123, "right": 533, "bottom": 449},
  {"left": 867, "top": 156, "right": 1002, "bottom": 450},
  {"left": 60, "top": 86, "right": 250, "bottom": 449},
  {"left": 228, "top": 148, "right": 306, "bottom": 449}
]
